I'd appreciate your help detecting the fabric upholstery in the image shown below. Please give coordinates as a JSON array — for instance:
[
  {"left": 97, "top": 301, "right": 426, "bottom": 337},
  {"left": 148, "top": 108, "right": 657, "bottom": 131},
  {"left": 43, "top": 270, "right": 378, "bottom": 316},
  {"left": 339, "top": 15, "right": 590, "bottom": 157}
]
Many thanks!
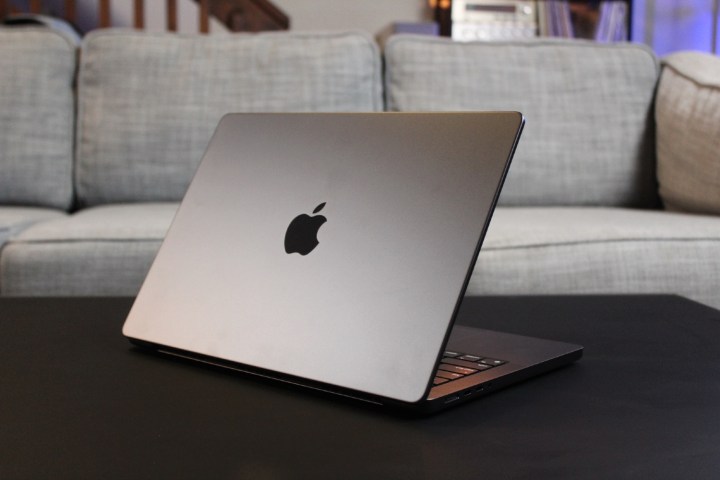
[
  {"left": 0, "top": 28, "right": 76, "bottom": 209},
  {"left": 76, "top": 30, "right": 382, "bottom": 206},
  {"left": 0, "top": 206, "right": 66, "bottom": 247},
  {"left": 656, "top": 52, "right": 720, "bottom": 215},
  {"left": 384, "top": 36, "right": 659, "bottom": 207},
  {"left": 5, "top": 204, "right": 720, "bottom": 307},
  {"left": 1, "top": 203, "right": 177, "bottom": 296},
  {"left": 4, "top": 31, "right": 718, "bottom": 307},
  {"left": 471, "top": 207, "right": 720, "bottom": 308}
]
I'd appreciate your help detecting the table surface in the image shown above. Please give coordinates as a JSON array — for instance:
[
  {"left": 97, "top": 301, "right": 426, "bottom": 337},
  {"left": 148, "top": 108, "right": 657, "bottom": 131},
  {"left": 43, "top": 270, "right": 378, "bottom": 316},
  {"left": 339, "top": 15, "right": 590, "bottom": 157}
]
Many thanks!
[{"left": 1, "top": 295, "right": 720, "bottom": 479}]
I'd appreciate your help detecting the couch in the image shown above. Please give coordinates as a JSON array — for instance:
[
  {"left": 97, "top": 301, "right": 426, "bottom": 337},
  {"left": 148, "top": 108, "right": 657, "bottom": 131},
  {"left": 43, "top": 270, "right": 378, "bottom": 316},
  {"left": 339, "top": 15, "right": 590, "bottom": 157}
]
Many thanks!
[{"left": 1, "top": 27, "right": 719, "bottom": 308}]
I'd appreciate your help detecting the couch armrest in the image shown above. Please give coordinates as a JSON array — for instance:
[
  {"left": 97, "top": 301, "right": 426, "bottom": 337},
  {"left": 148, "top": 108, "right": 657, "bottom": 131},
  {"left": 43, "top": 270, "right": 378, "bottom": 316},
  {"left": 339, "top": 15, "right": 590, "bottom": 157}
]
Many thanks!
[{"left": 656, "top": 52, "right": 720, "bottom": 215}]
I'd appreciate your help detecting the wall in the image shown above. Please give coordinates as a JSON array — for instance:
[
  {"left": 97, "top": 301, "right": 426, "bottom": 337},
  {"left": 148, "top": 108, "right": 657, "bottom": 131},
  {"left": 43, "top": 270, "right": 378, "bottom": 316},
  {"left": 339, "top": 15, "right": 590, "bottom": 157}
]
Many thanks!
[{"left": 273, "top": 0, "right": 431, "bottom": 36}]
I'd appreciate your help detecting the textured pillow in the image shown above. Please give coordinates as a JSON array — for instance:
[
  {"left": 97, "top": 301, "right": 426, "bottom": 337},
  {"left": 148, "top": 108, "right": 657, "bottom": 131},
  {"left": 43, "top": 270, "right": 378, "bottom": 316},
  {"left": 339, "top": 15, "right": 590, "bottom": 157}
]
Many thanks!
[
  {"left": 385, "top": 35, "right": 659, "bottom": 207},
  {"left": 656, "top": 52, "right": 720, "bottom": 215},
  {"left": 0, "top": 28, "right": 76, "bottom": 210},
  {"left": 76, "top": 30, "right": 382, "bottom": 206}
]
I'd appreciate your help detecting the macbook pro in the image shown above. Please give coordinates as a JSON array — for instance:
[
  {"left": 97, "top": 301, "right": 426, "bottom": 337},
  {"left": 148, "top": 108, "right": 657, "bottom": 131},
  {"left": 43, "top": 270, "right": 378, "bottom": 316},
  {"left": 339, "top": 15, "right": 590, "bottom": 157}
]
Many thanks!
[{"left": 123, "top": 112, "right": 582, "bottom": 413}]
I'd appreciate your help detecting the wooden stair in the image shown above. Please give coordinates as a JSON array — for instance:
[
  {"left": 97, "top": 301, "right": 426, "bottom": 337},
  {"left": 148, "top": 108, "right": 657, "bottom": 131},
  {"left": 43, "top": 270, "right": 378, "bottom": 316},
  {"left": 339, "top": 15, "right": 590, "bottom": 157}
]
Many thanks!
[{"left": 0, "top": 0, "right": 289, "bottom": 34}]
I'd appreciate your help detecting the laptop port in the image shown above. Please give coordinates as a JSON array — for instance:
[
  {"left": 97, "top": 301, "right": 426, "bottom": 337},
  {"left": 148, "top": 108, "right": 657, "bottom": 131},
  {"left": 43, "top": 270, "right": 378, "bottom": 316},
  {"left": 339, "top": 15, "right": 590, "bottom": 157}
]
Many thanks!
[{"left": 444, "top": 395, "right": 460, "bottom": 404}]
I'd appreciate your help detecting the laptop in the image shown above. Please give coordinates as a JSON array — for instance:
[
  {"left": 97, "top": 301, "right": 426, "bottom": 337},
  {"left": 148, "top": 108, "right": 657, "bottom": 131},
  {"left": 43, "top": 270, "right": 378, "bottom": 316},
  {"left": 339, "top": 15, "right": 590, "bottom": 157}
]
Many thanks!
[{"left": 122, "top": 112, "right": 582, "bottom": 414}]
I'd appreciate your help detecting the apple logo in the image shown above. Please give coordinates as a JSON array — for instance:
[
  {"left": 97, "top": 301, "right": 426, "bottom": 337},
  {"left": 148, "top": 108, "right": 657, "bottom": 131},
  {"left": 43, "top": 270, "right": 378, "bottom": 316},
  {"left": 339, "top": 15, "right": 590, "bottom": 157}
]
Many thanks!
[{"left": 284, "top": 202, "right": 327, "bottom": 255}]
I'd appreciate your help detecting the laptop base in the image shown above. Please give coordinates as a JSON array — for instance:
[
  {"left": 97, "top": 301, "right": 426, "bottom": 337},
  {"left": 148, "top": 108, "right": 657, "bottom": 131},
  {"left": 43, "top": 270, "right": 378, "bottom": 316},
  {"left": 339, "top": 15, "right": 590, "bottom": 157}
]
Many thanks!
[{"left": 128, "top": 324, "right": 582, "bottom": 415}]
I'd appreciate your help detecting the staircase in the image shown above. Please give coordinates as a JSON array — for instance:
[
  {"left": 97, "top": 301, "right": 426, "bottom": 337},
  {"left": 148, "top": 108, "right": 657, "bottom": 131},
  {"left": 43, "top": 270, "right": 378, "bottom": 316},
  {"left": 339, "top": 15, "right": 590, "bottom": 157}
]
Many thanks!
[
  {"left": 198, "top": 0, "right": 288, "bottom": 32},
  {"left": 0, "top": 0, "right": 289, "bottom": 34}
]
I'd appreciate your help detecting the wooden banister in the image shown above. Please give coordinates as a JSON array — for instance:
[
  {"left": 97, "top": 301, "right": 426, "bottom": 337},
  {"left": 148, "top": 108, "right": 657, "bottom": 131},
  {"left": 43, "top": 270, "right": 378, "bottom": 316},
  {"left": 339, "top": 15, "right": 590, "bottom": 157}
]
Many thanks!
[
  {"left": 1, "top": 0, "right": 289, "bottom": 34},
  {"left": 166, "top": 0, "right": 177, "bottom": 32},
  {"left": 192, "top": 0, "right": 289, "bottom": 32},
  {"left": 133, "top": 0, "right": 143, "bottom": 29},
  {"left": 98, "top": 0, "right": 110, "bottom": 27},
  {"left": 199, "top": 0, "right": 209, "bottom": 33},
  {"left": 64, "top": 0, "right": 75, "bottom": 23},
  {"left": 1, "top": 0, "right": 23, "bottom": 19}
]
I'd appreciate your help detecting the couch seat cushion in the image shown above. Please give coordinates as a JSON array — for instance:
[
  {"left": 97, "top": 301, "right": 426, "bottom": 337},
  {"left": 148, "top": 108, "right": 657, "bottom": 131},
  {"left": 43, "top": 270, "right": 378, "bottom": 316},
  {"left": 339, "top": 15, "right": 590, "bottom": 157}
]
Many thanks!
[
  {"left": 384, "top": 36, "right": 659, "bottom": 207},
  {"left": 1, "top": 203, "right": 177, "bottom": 296},
  {"left": 0, "top": 28, "right": 76, "bottom": 210},
  {"left": 471, "top": 207, "right": 720, "bottom": 308},
  {"left": 0, "top": 206, "right": 66, "bottom": 246}
]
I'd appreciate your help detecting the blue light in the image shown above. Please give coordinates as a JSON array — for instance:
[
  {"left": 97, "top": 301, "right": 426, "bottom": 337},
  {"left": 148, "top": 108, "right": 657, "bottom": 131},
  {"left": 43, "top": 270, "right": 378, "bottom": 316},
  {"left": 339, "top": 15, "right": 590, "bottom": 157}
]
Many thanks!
[{"left": 633, "top": 0, "right": 718, "bottom": 55}]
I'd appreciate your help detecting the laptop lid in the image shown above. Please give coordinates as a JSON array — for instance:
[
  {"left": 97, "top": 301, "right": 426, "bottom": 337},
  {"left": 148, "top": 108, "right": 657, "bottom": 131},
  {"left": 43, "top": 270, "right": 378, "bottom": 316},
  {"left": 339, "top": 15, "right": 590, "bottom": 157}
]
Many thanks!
[{"left": 123, "top": 112, "right": 524, "bottom": 404}]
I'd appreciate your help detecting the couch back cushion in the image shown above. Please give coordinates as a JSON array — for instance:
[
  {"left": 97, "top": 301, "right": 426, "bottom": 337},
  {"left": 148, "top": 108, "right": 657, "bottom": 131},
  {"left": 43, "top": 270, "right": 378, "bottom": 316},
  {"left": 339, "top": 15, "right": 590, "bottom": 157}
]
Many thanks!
[
  {"left": 76, "top": 30, "right": 382, "bottom": 206},
  {"left": 656, "top": 52, "right": 720, "bottom": 215},
  {"left": 385, "top": 36, "right": 659, "bottom": 207},
  {"left": 0, "top": 28, "right": 76, "bottom": 210}
]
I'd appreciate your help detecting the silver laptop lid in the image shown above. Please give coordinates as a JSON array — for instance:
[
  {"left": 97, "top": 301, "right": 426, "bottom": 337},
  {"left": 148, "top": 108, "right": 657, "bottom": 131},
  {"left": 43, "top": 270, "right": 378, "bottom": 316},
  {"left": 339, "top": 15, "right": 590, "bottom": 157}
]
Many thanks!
[{"left": 123, "top": 112, "right": 523, "bottom": 403}]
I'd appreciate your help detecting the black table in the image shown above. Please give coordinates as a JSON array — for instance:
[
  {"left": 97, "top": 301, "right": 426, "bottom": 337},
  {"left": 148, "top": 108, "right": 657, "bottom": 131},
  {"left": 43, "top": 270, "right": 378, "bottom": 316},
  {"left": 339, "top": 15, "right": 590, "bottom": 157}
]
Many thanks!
[{"left": 2, "top": 295, "right": 720, "bottom": 479}]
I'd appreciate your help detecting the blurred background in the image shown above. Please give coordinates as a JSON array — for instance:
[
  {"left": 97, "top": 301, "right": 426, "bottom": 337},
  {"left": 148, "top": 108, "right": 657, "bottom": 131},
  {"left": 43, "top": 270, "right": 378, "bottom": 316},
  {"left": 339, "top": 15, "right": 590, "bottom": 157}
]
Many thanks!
[{"left": 1, "top": 0, "right": 718, "bottom": 56}]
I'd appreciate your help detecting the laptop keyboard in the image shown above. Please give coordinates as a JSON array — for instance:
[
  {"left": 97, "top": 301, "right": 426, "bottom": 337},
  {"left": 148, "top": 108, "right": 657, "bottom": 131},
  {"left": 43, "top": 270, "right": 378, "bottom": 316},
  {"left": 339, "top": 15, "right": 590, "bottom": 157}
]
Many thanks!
[{"left": 433, "top": 351, "right": 507, "bottom": 386}]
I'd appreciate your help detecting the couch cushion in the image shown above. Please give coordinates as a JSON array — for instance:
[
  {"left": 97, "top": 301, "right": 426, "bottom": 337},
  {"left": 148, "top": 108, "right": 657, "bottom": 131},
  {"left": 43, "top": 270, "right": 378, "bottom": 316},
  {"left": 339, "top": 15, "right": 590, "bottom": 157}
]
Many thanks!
[
  {"left": 656, "top": 52, "right": 720, "bottom": 215},
  {"left": 470, "top": 207, "right": 720, "bottom": 308},
  {"left": 384, "top": 36, "right": 659, "bottom": 207},
  {"left": 0, "top": 203, "right": 177, "bottom": 296},
  {"left": 0, "top": 27, "right": 76, "bottom": 210},
  {"left": 0, "top": 206, "right": 66, "bottom": 246},
  {"left": 76, "top": 30, "right": 382, "bottom": 207}
]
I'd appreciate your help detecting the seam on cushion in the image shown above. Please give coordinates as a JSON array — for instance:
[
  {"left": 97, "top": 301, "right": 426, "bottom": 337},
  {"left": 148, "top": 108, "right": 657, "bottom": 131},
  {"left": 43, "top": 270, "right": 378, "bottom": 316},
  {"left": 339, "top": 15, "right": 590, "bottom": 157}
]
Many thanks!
[
  {"left": 484, "top": 237, "right": 720, "bottom": 251},
  {"left": 356, "top": 32, "right": 383, "bottom": 111},
  {"left": 75, "top": 28, "right": 92, "bottom": 207}
]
